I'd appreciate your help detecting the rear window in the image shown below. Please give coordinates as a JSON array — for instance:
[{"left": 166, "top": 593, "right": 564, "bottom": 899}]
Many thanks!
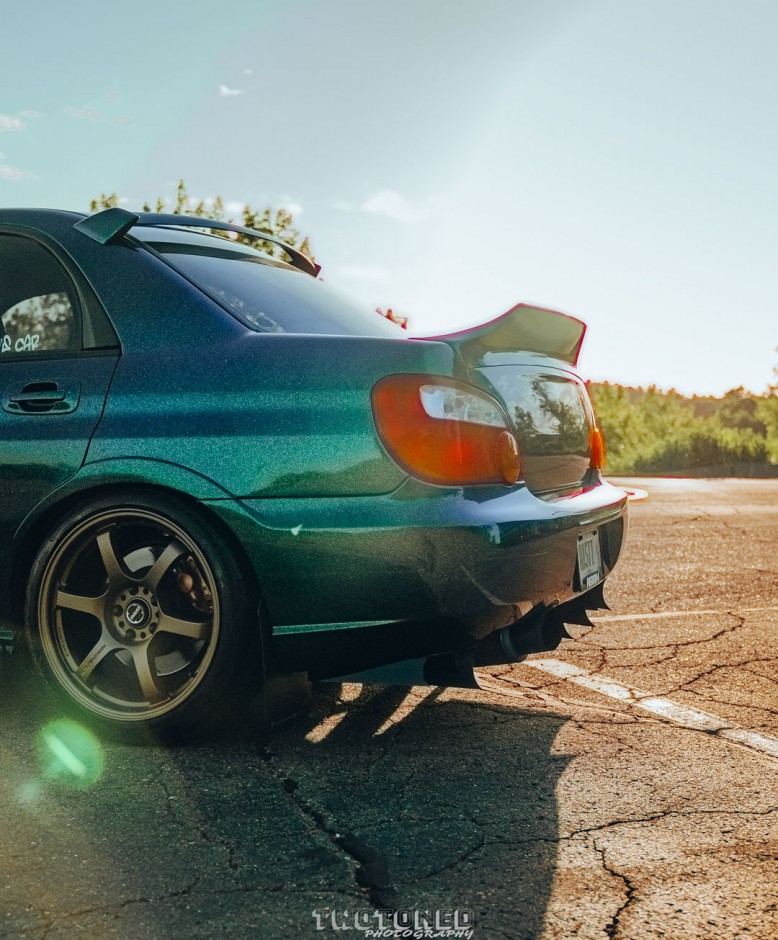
[{"left": 133, "top": 227, "right": 404, "bottom": 338}]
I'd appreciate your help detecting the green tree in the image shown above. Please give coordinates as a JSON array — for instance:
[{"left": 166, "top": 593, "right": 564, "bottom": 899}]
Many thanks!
[
  {"left": 756, "top": 352, "right": 778, "bottom": 461},
  {"left": 90, "top": 179, "right": 313, "bottom": 263},
  {"left": 587, "top": 383, "right": 650, "bottom": 473},
  {"left": 588, "top": 381, "right": 775, "bottom": 474},
  {"left": 638, "top": 424, "right": 767, "bottom": 472},
  {"left": 719, "top": 386, "right": 768, "bottom": 435},
  {"left": 638, "top": 385, "right": 687, "bottom": 440}
]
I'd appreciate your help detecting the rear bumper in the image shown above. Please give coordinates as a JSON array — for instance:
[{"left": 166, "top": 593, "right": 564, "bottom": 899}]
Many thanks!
[{"left": 205, "top": 475, "right": 627, "bottom": 674}]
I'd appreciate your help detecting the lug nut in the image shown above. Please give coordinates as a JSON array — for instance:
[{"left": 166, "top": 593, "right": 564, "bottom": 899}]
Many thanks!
[
  {"left": 126, "top": 628, "right": 135, "bottom": 639},
  {"left": 113, "top": 605, "right": 122, "bottom": 616}
]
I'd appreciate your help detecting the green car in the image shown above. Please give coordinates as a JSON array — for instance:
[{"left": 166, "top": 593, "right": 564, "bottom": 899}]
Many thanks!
[{"left": 0, "top": 207, "right": 627, "bottom": 739}]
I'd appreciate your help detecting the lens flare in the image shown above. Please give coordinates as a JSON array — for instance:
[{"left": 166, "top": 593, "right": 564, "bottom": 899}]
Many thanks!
[{"left": 37, "top": 719, "right": 104, "bottom": 789}]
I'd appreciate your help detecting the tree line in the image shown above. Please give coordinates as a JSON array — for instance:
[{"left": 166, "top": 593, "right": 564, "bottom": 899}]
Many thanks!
[{"left": 588, "top": 381, "right": 778, "bottom": 474}]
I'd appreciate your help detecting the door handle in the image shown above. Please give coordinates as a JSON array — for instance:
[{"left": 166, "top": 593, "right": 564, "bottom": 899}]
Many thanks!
[
  {"left": 2, "top": 381, "right": 80, "bottom": 415},
  {"left": 11, "top": 388, "right": 66, "bottom": 405}
]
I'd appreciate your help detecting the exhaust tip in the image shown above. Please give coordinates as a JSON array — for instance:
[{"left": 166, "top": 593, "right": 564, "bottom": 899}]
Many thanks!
[{"left": 473, "top": 589, "right": 607, "bottom": 667}]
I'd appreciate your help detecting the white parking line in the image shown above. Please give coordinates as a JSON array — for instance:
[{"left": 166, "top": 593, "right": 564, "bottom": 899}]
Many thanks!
[
  {"left": 517, "top": 658, "right": 778, "bottom": 762},
  {"left": 593, "top": 606, "right": 778, "bottom": 623}
]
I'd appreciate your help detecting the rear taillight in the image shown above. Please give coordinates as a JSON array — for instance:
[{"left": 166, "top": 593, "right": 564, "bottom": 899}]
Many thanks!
[
  {"left": 371, "top": 374, "right": 521, "bottom": 486},
  {"left": 589, "top": 425, "right": 606, "bottom": 470}
]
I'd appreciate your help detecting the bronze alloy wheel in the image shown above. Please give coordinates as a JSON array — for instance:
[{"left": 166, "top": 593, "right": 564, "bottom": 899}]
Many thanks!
[{"left": 33, "top": 506, "right": 225, "bottom": 725}]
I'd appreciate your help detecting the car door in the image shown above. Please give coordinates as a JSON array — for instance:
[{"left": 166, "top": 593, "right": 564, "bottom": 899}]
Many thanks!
[{"left": 0, "top": 231, "right": 119, "bottom": 570}]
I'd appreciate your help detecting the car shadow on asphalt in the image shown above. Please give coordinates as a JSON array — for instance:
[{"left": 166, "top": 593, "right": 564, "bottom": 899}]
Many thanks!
[
  {"left": 1, "top": 654, "right": 569, "bottom": 940},
  {"left": 262, "top": 681, "right": 571, "bottom": 937}
]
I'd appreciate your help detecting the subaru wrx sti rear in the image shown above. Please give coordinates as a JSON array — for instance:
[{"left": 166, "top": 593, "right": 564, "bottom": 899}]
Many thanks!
[{"left": 0, "top": 206, "right": 627, "bottom": 737}]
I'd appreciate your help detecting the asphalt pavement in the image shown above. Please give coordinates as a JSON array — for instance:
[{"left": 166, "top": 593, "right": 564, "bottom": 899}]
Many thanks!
[{"left": 1, "top": 478, "right": 776, "bottom": 939}]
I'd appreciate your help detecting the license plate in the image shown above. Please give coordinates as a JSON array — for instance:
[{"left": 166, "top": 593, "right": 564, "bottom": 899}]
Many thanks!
[{"left": 577, "top": 530, "right": 603, "bottom": 590}]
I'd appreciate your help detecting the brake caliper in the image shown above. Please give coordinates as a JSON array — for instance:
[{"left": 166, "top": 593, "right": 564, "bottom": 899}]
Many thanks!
[{"left": 174, "top": 556, "right": 214, "bottom": 616}]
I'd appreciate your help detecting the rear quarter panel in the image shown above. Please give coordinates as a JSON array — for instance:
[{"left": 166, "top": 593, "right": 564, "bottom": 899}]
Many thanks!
[{"left": 86, "top": 333, "right": 458, "bottom": 498}]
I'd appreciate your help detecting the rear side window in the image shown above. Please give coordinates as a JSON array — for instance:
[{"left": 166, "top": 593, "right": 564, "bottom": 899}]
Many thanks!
[
  {"left": 0, "top": 235, "right": 78, "bottom": 356},
  {"left": 135, "top": 228, "right": 404, "bottom": 338}
]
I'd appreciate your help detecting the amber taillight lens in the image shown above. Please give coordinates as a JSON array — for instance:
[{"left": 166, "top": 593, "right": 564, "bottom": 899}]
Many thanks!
[
  {"left": 590, "top": 425, "right": 606, "bottom": 470},
  {"left": 371, "top": 374, "right": 521, "bottom": 486}
]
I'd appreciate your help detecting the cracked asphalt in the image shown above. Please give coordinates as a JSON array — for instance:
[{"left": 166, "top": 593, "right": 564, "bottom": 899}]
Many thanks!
[{"left": 1, "top": 477, "right": 776, "bottom": 939}]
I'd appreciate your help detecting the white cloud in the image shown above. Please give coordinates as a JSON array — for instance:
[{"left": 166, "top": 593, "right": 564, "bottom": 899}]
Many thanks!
[
  {"left": 0, "top": 164, "right": 33, "bottom": 181},
  {"left": 64, "top": 106, "right": 103, "bottom": 121},
  {"left": 218, "top": 85, "right": 243, "bottom": 97},
  {"left": 336, "top": 263, "right": 389, "bottom": 282},
  {"left": 0, "top": 114, "right": 25, "bottom": 131},
  {"left": 115, "top": 116, "right": 132, "bottom": 125},
  {"left": 242, "top": 68, "right": 253, "bottom": 75},
  {"left": 19, "top": 110, "right": 42, "bottom": 118},
  {"left": 361, "top": 190, "right": 427, "bottom": 223},
  {"left": 225, "top": 200, "right": 245, "bottom": 215}
]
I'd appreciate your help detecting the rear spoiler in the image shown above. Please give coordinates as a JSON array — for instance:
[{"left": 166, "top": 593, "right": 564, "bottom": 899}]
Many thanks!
[{"left": 416, "top": 303, "right": 587, "bottom": 366}]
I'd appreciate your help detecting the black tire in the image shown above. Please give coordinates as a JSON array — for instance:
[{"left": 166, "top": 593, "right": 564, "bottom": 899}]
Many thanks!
[{"left": 25, "top": 490, "right": 260, "bottom": 741}]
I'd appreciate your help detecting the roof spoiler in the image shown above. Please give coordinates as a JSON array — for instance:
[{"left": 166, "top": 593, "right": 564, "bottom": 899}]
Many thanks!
[
  {"left": 74, "top": 207, "right": 139, "bottom": 244},
  {"left": 74, "top": 207, "right": 320, "bottom": 277},
  {"left": 418, "top": 303, "right": 587, "bottom": 366}
]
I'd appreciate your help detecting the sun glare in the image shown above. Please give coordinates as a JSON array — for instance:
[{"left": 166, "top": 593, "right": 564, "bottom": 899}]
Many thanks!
[{"left": 36, "top": 719, "right": 104, "bottom": 789}]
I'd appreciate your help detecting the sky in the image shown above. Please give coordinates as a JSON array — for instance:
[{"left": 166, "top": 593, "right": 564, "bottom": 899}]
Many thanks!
[{"left": 1, "top": 0, "right": 776, "bottom": 397}]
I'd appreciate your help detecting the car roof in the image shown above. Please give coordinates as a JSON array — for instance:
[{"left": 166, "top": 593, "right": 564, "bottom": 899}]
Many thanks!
[{"left": 0, "top": 208, "right": 319, "bottom": 277}]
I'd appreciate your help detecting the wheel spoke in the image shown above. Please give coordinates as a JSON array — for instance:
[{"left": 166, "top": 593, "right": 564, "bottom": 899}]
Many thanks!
[
  {"left": 56, "top": 589, "right": 106, "bottom": 620},
  {"left": 76, "top": 632, "right": 121, "bottom": 681},
  {"left": 130, "top": 646, "right": 163, "bottom": 704},
  {"left": 156, "top": 612, "right": 211, "bottom": 642},
  {"left": 96, "top": 529, "right": 125, "bottom": 586},
  {"left": 144, "top": 539, "right": 188, "bottom": 592}
]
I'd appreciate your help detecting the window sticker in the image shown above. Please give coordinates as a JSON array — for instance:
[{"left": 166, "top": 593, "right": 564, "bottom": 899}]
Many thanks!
[{"left": 1, "top": 332, "right": 41, "bottom": 354}]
